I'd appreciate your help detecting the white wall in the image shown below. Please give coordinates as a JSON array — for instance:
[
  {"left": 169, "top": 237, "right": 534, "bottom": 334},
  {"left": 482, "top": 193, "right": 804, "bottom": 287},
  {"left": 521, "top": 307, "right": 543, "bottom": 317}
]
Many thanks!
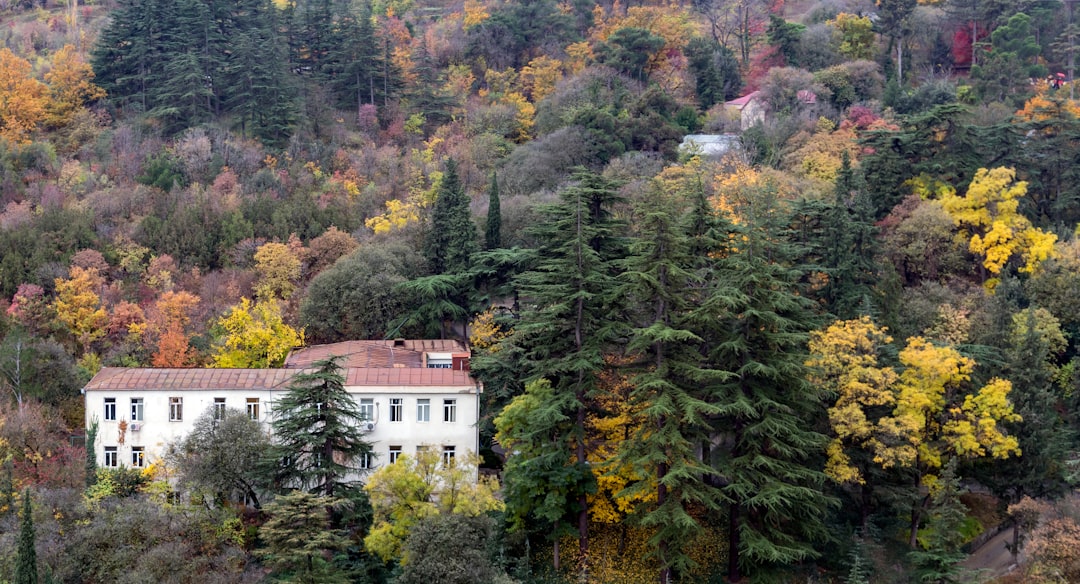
[{"left": 86, "top": 385, "right": 480, "bottom": 473}]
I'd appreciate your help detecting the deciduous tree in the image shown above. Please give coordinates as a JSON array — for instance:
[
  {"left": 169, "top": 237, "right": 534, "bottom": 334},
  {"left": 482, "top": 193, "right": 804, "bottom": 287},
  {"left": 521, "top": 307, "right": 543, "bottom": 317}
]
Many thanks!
[
  {"left": 52, "top": 266, "right": 107, "bottom": 356},
  {"left": 0, "top": 48, "right": 48, "bottom": 143},
  {"left": 211, "top": 298, "right": 303, "bottom": 368},
  {"left": 44, "top": 45, "right": 106, "bottom": 129}
]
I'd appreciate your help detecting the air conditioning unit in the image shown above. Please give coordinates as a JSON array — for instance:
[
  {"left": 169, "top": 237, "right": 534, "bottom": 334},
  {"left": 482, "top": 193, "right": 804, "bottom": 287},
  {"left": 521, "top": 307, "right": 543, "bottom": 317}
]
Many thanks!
[
  {"left": 130, "top": 423, "right": 142, "bottom": 432},
  {"left": 362, "top": 422, "right": 376, "bottom": 432}
]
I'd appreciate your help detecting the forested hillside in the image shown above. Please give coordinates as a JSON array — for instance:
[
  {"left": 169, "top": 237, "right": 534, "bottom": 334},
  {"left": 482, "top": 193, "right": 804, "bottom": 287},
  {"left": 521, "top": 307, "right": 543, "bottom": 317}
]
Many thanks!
[{"left": 2, "top": 0, "right": 1080, "bottom": 581}]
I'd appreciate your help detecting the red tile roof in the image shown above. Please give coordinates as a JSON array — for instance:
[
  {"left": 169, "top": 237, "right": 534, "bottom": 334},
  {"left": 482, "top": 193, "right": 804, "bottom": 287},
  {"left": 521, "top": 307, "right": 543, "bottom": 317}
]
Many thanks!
[
  {"left": 85, "top": 366, "right": 476, "bottom": 391},
  {"left": 285, "top": 339, "right": 467, "bottom": 369}
]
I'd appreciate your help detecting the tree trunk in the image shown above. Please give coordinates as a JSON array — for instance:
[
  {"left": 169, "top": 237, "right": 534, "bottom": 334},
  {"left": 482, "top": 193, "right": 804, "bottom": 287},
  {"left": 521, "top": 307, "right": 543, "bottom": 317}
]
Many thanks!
[{"left": 727, "top": 501, "right": 741, "bottom": 582}]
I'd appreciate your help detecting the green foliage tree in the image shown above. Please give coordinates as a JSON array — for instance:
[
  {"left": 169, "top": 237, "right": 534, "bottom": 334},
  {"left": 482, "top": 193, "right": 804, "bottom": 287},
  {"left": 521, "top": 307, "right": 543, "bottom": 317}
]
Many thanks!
[
  {"left": 396, "top": 514, "right": 510, "bottom": 584},
  {"left": 485, "top": 171, "right": 502, "bottom": 251},
  {"left": 172, "top": 407, "right": 271, "bottom": 508},
  {"left": 596, "top": 27, "right": 666, "bottom": 83},
  {"left": 495, "top": 379, "right": 593, "bottom": 572},
  {"left": 14, "top": 489, "right": 37, "bottom": 584},
  {"left": 706, "top": 189, "right": 835, "bottom": 582},
  {"left": 685, "top": 37, "right": 742, "bottom": 109},
  {"left": 508, "top": 169, "right": 627, "bottom": 573},
  {"left": 616, "top": 182, "right": 728, "bottom": 582},
  {"left": 907, "top": 460, "right": 967, "bottom": 584},
  {"left": 972, "top": 12, "right": 1046, "bottom": 102},
  {"left": 85, "top": 419, "right": 98, "bottom": 490},
  {"left": 258, "top": 490, "right": 350, "bottom": 584},
  {"left": 425, "top": 158, "right": 478, "bottom": 276},
  {"left": 265, "top": 357, "right": 372, "bottom": 498},
  {"left": 767, "top": 14, "right": 806, "bottom": 66}
]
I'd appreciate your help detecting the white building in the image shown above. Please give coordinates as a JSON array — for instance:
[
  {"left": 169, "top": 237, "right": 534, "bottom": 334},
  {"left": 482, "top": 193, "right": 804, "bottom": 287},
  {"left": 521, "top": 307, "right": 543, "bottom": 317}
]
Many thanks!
[{"left": 83, "top": 340, "right": 481, "bottom": 474}]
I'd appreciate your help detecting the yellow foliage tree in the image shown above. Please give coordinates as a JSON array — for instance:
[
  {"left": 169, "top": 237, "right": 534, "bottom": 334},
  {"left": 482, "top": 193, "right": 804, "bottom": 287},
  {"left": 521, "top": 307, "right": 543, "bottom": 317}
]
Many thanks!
[
  {"left": 462, "top": 0, "right": 489, "bottom": 29},
  {"left": 828, "top": 13, "right": 876, "bottom": 60},
  {"left": 254, "top": 241, "right": 302, "bottom": 301},
  {"left": 44, "top": 44, "right": 105, "bottom": 129},
  {"left": 938, "top": 167, "right": 1057, "bottom": 283},
  {"left": 52, "top": 266, "right": 108, "bottom": 355},
  {"left": 211, "top": 298, "right": 303, "bottom": 368},
  {"left": 366, "top": 198, "right": 422, "bottom": 234},
  {"left": 807, "top": 317, "right": 899, "bottom": 485},
  {"left": 363, "top": 450, "right": 503, "bottom": 562},
  {"left": 0, "top": 48, "right": 48, "bottom": 143},
  {"left": 521, "top": 55, "right": 563, "bottom": 103}
]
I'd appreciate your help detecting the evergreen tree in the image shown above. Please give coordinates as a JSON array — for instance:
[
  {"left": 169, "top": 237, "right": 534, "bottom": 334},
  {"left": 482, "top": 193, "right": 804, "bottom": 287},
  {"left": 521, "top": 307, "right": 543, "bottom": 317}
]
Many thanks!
[
  {"left": 908, "top": 460, "right": 967, "bottom": 584},
  {"left": 265, "top": 357, "right": 373, "bottom": 498},
  {"left": 510, "top": 169, "right": 627, "bottom": 575},
  {"left": 258, "top": 490, "right": 350, "bottom": 584},
  {"left": 425, "top": 159, "right": 477, "bottom": 276},
  {"left": 14, "top": 489, "right": 37, "bottom": 584},
  {"left": 0, "top": 459, "right": 12, "bottom": 516},
  {"left": 617, "top": 184, "right": 728, "bottom": 583},
  {"left": 821, "top": 152, "right": 881, "bottom": 318},
  {"left": 85, "top": 419, "right": 98, "bottom": 490},
  {"left": 685, "top": 37, "right": 742, "bottom": 109},
  {"left": 484, "top": 171, "right": 502, "bottom": 251},
  {"left": 327, "top": 1, "right": 399, "bottom": 112},
  {"left": 706, "top": 189, "right": 834, "bottom": 582}
]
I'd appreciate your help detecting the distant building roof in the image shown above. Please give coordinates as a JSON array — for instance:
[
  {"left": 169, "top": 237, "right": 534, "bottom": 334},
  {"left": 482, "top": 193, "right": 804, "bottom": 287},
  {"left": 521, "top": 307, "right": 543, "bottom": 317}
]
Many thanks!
[
  {"left": 285, "top": 339, "right": 467, "bottom": 369},
  {"left": 679, "top": 134, "right": 741, "bottom": 157},
  {"left": 724, "top": 90, "right": 761, "bottom": 109},
  {"left": 797, "top": 90, "right": 817, "bottom": 104}
]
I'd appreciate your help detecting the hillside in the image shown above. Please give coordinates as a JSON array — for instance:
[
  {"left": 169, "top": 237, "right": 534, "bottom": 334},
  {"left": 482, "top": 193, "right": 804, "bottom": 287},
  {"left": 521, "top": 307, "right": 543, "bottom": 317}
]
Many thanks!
[{"left": 1, "top": 0, "right": 1080, "bottom": 582}]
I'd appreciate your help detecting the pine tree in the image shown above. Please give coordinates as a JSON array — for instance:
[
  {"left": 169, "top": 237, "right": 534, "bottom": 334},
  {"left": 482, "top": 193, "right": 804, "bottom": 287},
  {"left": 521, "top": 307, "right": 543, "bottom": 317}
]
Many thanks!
[
  {"left": 484, "top": 171, "right": 502, "bottom": 251},
  {"left": 706, "top": 189, "right": 835, "bottom": 583},
  {"left": 908, "top": 460, "right": 967, "bottom": 584},
  {"left": 266, "top": 357, "right": 373, "bottom": 498},
  {"left": 617, "top": 183, "right": 728, "bottom": 583},
  {"left": 14, "top": 489, "right": 37, "bottom": 584},
  {"left": 85, "top": 419, "right": 98, "bottom": 489},
  {"left": 510, "top": 169, "right": 627, "bottom": 576},
  {"left": 822, "top": 152, "right": 880, "bottom": 318}
]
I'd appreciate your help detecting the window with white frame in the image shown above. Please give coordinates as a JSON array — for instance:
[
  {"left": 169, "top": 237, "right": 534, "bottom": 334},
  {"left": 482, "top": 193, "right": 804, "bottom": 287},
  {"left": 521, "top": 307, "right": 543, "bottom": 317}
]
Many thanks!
[
  {"left": 417, "top": 399, "right": 430, "bottom": 422},
  {"left": 103, "top": 446, "right": 118, "bottom": 467},
  {"left": 131, "top": 446, "right": 145, "bottom": 468},
  {"left": 389, "top": 398, "right": 403, "bottom": 422},
  {"left": 442, "top": 445, "right": 456, "bottom": 466},
  {"left": 104, "top": 398, "right": 116, "bottom": 421},
  {"left": 388, "top": 446, "right": 401, "bottom": 464},
  {"left": 443, "top": 398, "right": 457, "bottom": 422},
  {"left": 169, "top": 397, "right": 183, "bottom": 422},
  {"left": 213, "top": 397, "right": 226, "bottom": 419},
  {"left": 246, "top": 398, "right": 260, "bottom": 420},
  {"left": 426, "top": 353, "right": 453, "bottom": 368},
  {"left": 359, "top": 452, "right": 373, "bottom": 470},
  {"left": 130, "top": 398, "right": 144, "bottom": 421},
  {"left": 359, "top": 398, "right": 374, "bottom": 421}
]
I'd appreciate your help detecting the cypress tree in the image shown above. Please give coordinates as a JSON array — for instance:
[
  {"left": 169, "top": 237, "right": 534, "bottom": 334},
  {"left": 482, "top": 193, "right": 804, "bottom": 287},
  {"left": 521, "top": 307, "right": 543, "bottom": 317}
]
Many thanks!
[
  {"left": 14, "top": 489, "right": 37, "bottom": 584},
  {"left": 512, "top": 169, "right": 627, "bottom": 576},
  {"left": 484, "top": 171, "right": 501, "bottom": 251},
  {"left": 85, "top": 420, "right": 99, "bottom": 489},
  {"left": 265, "top": 357, "right": 373, "bottom": 498},
  {"left": 706, "top": 189, "right": 835, "bottom": 583}
]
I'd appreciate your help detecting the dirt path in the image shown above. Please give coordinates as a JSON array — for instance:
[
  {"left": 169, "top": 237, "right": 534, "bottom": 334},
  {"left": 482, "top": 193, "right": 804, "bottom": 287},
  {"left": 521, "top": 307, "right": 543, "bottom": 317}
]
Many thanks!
[{"left": 960, "top": 527, "right": 1019, "bottom": 582}]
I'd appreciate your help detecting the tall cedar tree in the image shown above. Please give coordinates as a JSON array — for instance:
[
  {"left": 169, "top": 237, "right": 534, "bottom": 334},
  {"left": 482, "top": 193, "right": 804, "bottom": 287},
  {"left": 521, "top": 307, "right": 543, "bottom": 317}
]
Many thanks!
[
  {"left": 706, "top": 191, "right": 834, "bottom": 583},
  {"left": 327, "top": 0, "right": 400, "bottom": 112},
  {"left": 485, "top": 171, "right": 502, "bottom": 251},
  {"left": 617, "top": 183, "right": 729, "bottom": 583},
  {"left": 512, "top": 169, "right": 627, "bottom": 576},
  {"left": 266, "top": 356, "right": 373, "bottom": 498},
  {"left": 822, "top": 152, "right": 880, "bottom": 318},
  {"left": 258, "top": 490, "right": 350, "bottom": 584},
  {"left": 15, "top": 489, "right": 37, "bottom": 584},
  {"left": 85, "top": 419, "right": 98, "bottom": 489}
]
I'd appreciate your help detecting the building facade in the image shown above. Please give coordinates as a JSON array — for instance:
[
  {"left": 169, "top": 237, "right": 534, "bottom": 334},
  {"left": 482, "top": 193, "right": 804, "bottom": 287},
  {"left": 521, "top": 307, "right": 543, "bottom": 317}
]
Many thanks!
[{"left": 83, "top": 340, "right": 481, "bottom": 474}]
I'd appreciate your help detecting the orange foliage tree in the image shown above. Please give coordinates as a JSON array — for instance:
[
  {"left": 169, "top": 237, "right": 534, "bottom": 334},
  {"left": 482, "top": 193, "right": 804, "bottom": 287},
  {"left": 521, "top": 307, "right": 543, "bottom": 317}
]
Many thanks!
[
  {"left": 44, "top": 44, "right": 106, "bottom": 129},
  {"left": 0, "top": 48, "right": 48, "bottom": 143}
]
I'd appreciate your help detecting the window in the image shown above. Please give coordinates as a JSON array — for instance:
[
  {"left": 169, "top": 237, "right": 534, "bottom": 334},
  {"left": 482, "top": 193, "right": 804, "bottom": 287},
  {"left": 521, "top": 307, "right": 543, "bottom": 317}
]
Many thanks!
[
  {"left": 359, "top": 452, "right": 373, "bottom": 470},
  {"left": 388, "top": 446, "right": 401, "bottom": 464},
  {"left": 359, "top": 398, "right": 374, "bottom": 421},
  {"left": 442, "top": 445, "right": 456, "bottom": 466},
  {"left": 131, "top": 446, "right": 145, "bottom": 468},
  {"left": 169, "top": 397, "right": 183, "bottom": 422},
  {"left": 246, "top": 398, "right": 260, "bottom": 421},
  {"left": 426, "top": 353, "right": 453, "bottom": 368},
  {"left": 389, "top": 398, "right": 403, "bottom": 422},
  {"left": 130, "top": 398, "right": 144, "bottom": 422},
  {"left": 213, "top": 398, "right": 226, "bottom": 420},
  {"left": 104, "top": 398, "right": 116, "bottom": 421},
  {"left": 103, "top": 446, "right": 118, "bottom": 468},
  {"left": 417, "top": 399, "right": 430, "bottom": 422},
  {"left": 443, "top": 399, "right": 457, "bottom": 422}
]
